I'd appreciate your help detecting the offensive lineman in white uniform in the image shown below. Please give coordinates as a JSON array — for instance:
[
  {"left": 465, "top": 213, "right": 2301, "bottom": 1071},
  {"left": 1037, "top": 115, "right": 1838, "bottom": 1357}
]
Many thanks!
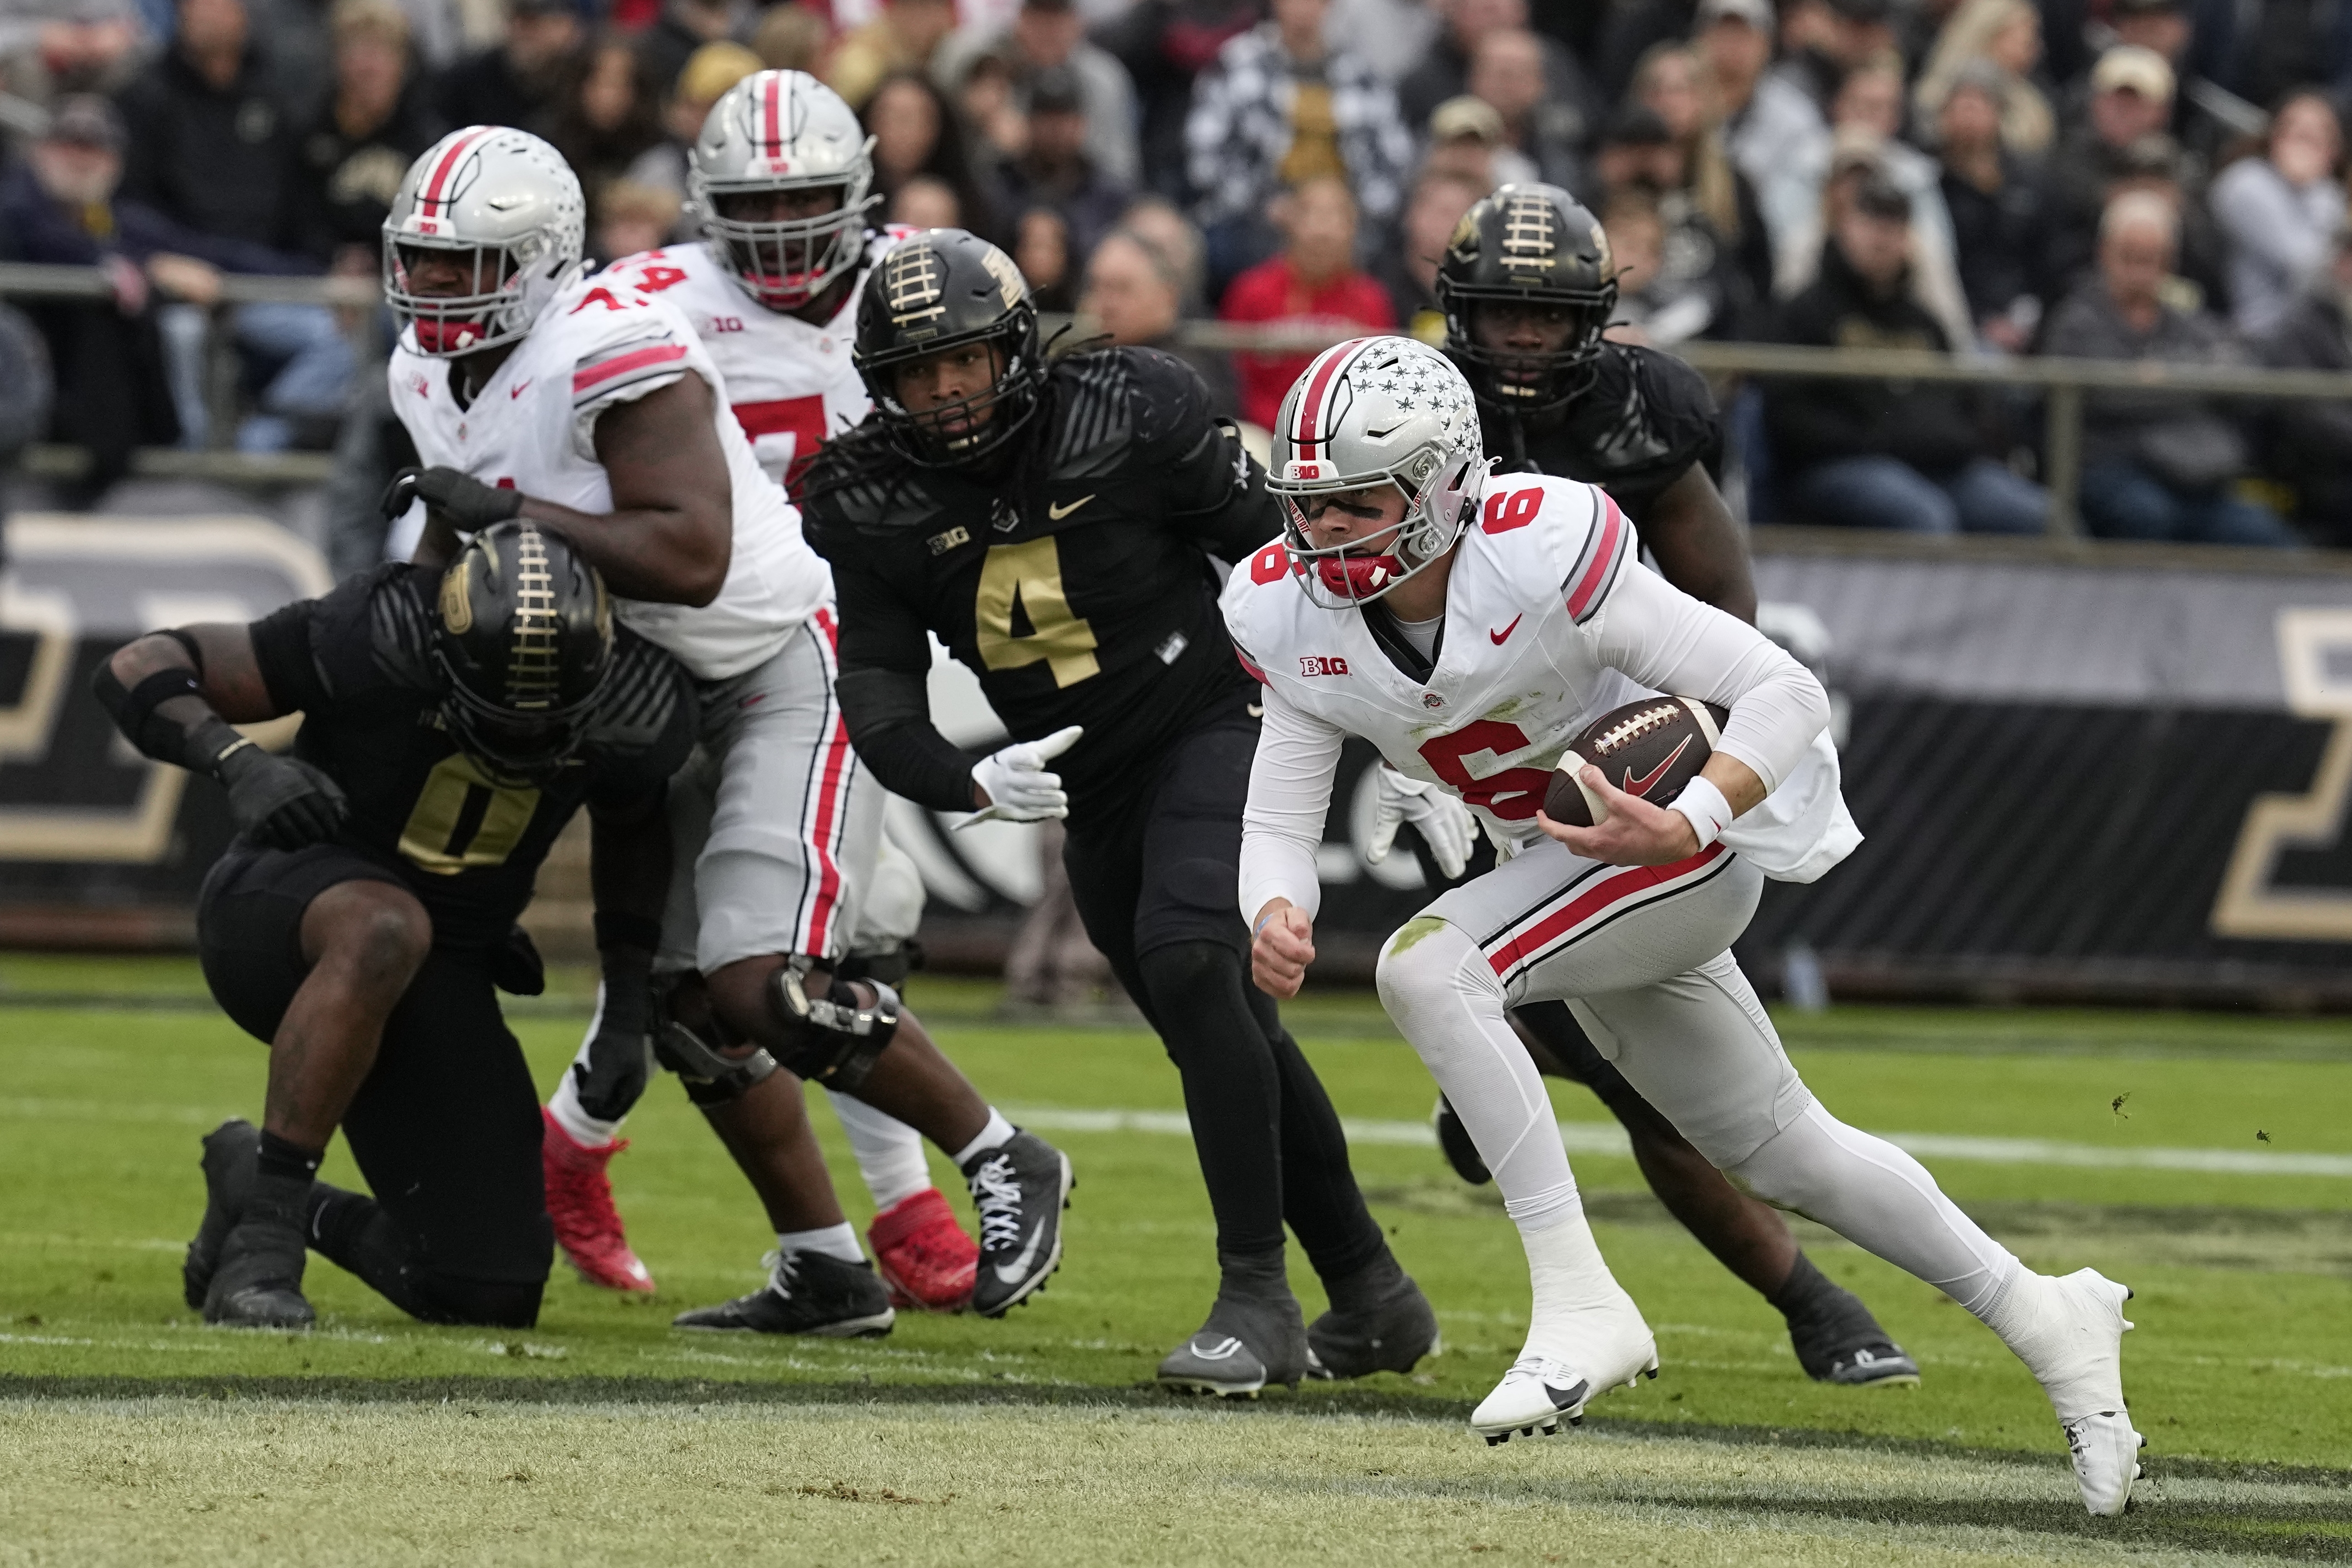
[
  {"left": 1225, "top": 336, "right": 2144, "bottom": 1515},
  {"left": 380, "top": 126, "right": 1073, "bottom": 1333},
  {"left": 549, "top": 72, "right": 983, "bottom": 1314}
]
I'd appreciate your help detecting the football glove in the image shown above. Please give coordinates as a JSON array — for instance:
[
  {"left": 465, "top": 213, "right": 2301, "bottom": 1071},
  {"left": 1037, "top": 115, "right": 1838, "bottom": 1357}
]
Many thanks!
[
  {"left": 380, "top": 465, "right": 524, "bottom": 532},
  {"left": 1365, "top": 765, "right": 1476, "bottom": 881},
  {"left": 215, "top": 740, "right": 349, "bottom": 850},
  {"left": 965, "top": 725, "right": 1083, "bottom": 825}
]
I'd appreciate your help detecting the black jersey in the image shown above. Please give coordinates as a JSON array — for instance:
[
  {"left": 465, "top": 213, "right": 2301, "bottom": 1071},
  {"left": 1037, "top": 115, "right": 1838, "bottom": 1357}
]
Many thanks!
[
  {"left": 803, "top": 347, "right": 1277, "bottom": 816},
  {"left": 245, "top": 565, "right": 694, "bottom": 949},
  {"left": 1467, "top": 343, "right": 1722, "bottom": 523}
]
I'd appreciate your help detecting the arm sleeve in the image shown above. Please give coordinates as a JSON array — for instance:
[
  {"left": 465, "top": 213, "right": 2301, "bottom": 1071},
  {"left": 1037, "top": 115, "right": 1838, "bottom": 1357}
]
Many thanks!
[
  {"left": 246, "top": 597, "right": 325, "bottom": 714},
  {"left": 828, "top": 557, "right": 977, "bottom": 813},
  {"left": 1238, "top": 680, "right": 1346, "bottom": 922},
  {"left": 1585, "top": 560, "right": 1830, "bottom": 795},
  {"left": 1143, "top": 352, "right": 1283, "bottom": 560}
]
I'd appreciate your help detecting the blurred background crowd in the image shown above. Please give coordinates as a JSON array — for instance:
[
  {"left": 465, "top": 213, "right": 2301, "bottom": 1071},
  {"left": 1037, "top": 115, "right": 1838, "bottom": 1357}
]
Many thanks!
[{"left": 2, "top": 0, "right": 2351, "bottom": 541}]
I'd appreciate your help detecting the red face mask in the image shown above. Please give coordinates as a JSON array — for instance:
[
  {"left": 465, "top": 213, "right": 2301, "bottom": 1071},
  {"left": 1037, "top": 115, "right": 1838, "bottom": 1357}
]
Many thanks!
[{"left": 410, "top": 315, "right": 489, "bottom": 354}]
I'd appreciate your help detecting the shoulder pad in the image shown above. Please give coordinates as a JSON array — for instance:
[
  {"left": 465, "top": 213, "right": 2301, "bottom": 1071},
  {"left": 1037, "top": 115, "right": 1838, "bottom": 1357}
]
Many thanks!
[
  {"left": 365, "top": 564, "right": 442, "bottom": 689},
  {"left": 1046, "top": 349, "right": 1139, "bottom": 479},
  {"left": 585, "top": 632, "right": 689, "bottom": 748}
]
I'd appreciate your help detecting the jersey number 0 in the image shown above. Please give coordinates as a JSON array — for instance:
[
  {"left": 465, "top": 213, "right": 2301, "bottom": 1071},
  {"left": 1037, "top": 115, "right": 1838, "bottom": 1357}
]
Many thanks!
[
  {"left": 399, "top": 753, "right": 540, "bottom": 874},
  {"left": 975, "top": 537, "right": 1100, "bottom": 688}
]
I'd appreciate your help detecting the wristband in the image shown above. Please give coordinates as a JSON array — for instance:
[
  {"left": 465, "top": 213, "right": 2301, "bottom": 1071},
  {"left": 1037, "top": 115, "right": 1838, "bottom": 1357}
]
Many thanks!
[
  {"left": 1670, "top": 775, "right": 1734, "bottom": 853},
  {"left": 1252, "top": 908, "right": 1285, "bottom": 936}
]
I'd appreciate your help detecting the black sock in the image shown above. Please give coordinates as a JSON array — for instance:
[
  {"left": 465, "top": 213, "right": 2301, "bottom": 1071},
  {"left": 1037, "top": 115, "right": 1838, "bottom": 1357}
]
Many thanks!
[
  {"left": 1769, "top": 1252, "right": 1844, "bottom": 1324},
  {"left": 1216, "top": 1247, "right": 1292, "bottom": 1301},
  {"left": 1320, "top": 1248, "right": 1410, "bottom": 1317},
  {"left": 256, "top": 1131, "right": 322, "bottom": 1185},
  {"left": 249, "top": 1132, "right": 321, "bottom": 1227}
]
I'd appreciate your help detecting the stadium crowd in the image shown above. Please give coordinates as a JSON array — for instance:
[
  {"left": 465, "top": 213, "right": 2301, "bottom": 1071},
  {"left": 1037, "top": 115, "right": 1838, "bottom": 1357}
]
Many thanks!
[{"left": 0, "top": 0, "right": 2349, "bottom": 540}]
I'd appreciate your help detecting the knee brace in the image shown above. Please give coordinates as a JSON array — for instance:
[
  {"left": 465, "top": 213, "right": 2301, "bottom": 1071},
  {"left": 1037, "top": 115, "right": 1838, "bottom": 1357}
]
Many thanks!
[
  {"left": 837, "top": 939, "right": 918, "bottom": 990},
  {"left": 650, "top": 974, "right": 779, "bottom": 1108},
  {"left": 768, "top": 957, "right": 900, "bottom": 1093}
]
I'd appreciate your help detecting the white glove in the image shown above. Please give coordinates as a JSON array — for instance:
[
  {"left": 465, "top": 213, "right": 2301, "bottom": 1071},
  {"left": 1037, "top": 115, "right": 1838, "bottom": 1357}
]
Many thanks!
[
  {"left": 1365, "top": 765, "right": 1476, "bottom": 880},
  {"left": 962, "top": 725, "right": 1084, "bottom": 826}
]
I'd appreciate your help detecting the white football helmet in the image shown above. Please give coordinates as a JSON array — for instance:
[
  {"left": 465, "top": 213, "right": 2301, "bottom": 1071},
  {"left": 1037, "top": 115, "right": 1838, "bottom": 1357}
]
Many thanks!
[
  {"left": 1263, "top": 336, "right": 1486, "bottom": 609},
  {"left": 382, "top": 126, "right": 586, "bottom": 357},
  {"left": 689, "top": 69, "right": 877, "bottom": 311}
]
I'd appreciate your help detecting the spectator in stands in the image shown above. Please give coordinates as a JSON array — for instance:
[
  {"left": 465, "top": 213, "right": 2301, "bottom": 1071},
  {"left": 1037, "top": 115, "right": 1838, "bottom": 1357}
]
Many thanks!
[
  {"left": 2254, "top": 222, "right": 2352, "bottom": 545},
  {"left": 751, "top": 3, "right": 827, "bottom": 73},
  {"left": 892, "top": 172, "right": 962, "bottom": 226},
  {"left": 1936, "top": 61, "right": 2048, "bottom": 350},
  {"left": 936, "top": 0, "right": 1140, "bottom": 186},
  {"left": 993, "top": 64, "right": 1132, "bottom": 262},
  {"left": 1218, "top": 172, "right": 1394, "bottom": 427},
  {"left": 118, "top": 0, "right": 354, "bottom": 452},
  {"left": 1769, "top": 0, "right": 1894, "bottom": 119},
  {"left": 1468, "top": 27, "right": 1584, "bottom": 192},
  {"left": 1117, "top": 194, "right": 1210, "bottom": 310},
  {"left": 591, "top": 178, "right": 679, "bottom": 261},
  {"left": 2040, "top": 45, "right": 2227, "bottom": 303},
  {"left": 1422, "top": 95, "right": 1519, "bottom": 188},
  {"left": 434, "top": 0, "right": 579, "bottom": 132},
  {"left": 1094, "top": 0, "right": 1258, "bottom": 204},
  {"left": 1602, "top": 184, "right": 1725, "bottom": 345},
  {"left": 620, "top": 38, "right": 759, "bottom": 224},
  {"left": 1765, "top": 169, "right": 2048, "bottom": 533},
  {"left": 291, "top": 0, "right": 443, "bottom": 271},
  {"left": 547, "top": 33, "right": 667, "bottom": 227},
  {"left": 864, "top": 68, "right": 1002, "bottom": 240},
  {"left": 1912, "top": 0, "right": 2052, "bottom": 157},
  {"left": 952, "top": 48, "right": 1030, "bottom": 165},
  {"left": 1013, "top": 205, "right": 1074, "bottom": 307},
  {"left": 2040, "top": 191, "right": 2296, "bottom": 545},
  {"left": 1396, "top": 0, "right": 1597, "bottom": 151},
  {"left": 1185, "top": 0, "right": 1413, "bottom": 290},
  {"left": 2098, "top": 0, "right": 2234, "bottom": 157},
  {"left": 1697, "top": 0, "right": 1828, "bottom": 269},
  {"left": 0, "top": 0, "right": 143, "bottom": 100},
  {"left": 1592, "top": 106, "right": 1739, "bottom": 340},
  {"left": 1632, "top": 41, "right": 1772, "bottom": 324},
  {"left": 2209, "top": 91, "right": 2345, "bottom": 339},
  {"left": 1373, "top": 164, "right": 1486, "bottom": 342},
  {"left": 636, "top": 0, "right": 744, "bottom": 103},
  {"left": 827, "top": 0, "right": 955, "bottom": 110}
]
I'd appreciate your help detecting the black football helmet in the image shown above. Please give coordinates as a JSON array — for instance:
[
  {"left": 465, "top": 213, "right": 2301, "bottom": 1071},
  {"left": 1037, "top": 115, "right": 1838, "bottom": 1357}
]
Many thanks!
[
  {"left": 1436, "top": 182, "right": 1619, "bottom": 416},
  {"left": 432, "top": 520, "right": 615, "bottom": 784},
  {"left": 853, "top": 228, "right": 1045, "bottom": 468}
]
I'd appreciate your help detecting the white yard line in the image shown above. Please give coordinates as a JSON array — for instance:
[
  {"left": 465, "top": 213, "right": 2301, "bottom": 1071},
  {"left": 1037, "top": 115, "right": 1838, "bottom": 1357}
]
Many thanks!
[{"left": 1005, "top": 1107, "right": 2352, "bottom": 1179}]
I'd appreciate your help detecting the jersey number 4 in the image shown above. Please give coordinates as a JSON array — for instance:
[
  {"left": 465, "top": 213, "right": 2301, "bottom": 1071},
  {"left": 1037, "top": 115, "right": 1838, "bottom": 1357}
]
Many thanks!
[
  {"left": 1418, "top": 719, "right": 1550, "bottom": 821},
  {"left": 398, "top": 753, "right": 540, "bottom": 874},
  {"left": 975, "top": 536, "right": 1099, "bottom": 688}
]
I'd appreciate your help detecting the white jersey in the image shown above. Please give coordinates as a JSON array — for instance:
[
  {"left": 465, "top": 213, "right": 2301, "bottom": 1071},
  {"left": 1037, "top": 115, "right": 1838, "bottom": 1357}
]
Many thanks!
[
  {"left": 1223, "top": 473, "right": 1860, "bottom": 918},
  {"left": 604, "top": 231, "right": 908, "bottom": 495},
  {"left": 388, "top": 269, "right": 827, "bottom": 682}
]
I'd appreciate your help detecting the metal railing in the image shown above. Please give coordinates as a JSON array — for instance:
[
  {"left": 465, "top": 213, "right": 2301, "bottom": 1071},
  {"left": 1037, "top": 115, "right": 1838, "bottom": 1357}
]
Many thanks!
[{"left": 2, "top": 262, "right": 2347, "bottom": 534}]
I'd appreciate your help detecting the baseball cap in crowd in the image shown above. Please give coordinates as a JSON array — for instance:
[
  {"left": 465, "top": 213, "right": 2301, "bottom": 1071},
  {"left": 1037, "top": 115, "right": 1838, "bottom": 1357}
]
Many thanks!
[
  {"left": 1028, "top": 63, "right": 1084, "bottom": 114},
  {"left": 2091, "top": 44, "right": 2175, "bottom": 101},
  {"left": 1851, "top": 168, "right": 1912, "bottom": 221},
  {"left": 45, "top": 94, "right": 124, "bottom": 150},
  {"left": 1429, "top": 96, "right": 1506, "bottom": 145},
  {"left": 1697, "top": 0, "right": 1775, "bottom": 33}
]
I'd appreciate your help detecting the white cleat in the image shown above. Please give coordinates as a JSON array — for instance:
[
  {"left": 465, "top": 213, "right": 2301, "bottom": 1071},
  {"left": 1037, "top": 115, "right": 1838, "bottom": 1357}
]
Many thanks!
[
  {"left": 2021, "top": 1268, "right": 2143, "bottom": 1516},
  {"left": 1470, "top": 1301, "right": 1658, "bottom": 1447}
]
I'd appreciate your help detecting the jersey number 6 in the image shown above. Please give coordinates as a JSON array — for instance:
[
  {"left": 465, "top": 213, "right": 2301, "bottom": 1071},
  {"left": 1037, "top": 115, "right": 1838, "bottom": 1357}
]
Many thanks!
[{"left": 1417, "top": 719, "right": 1551, "bottom": 821}]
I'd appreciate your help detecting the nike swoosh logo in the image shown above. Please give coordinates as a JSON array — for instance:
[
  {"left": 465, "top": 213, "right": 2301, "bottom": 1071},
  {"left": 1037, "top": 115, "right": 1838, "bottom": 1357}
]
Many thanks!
[
  {"left": 994, "top": 1221, "right": 1047, "bottom": 1284},
  {"left": 1246, "top": 703, "right": 1264, "bottom": 718},
  {"left": 1544, "top": 1378, "right": 1589, "bottom": 1412},
  {"left": 1622, "top": 736, "right": 1693, "bottom": 798},
  {"left": 510, "top": 379, "right": 531, "bottom": 399},
  {"left": 1047, "top": 495, "right": 1095, "bottom": 520},
  {"left": 1489, "top": 615, "right": 1522, "bottom": 645}
]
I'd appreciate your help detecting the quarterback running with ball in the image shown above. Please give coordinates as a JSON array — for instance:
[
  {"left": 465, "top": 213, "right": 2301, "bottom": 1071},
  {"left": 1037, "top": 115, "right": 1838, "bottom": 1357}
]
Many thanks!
[{"left": 1227, "top": 335, "right": 2143, "bottom": 1515}]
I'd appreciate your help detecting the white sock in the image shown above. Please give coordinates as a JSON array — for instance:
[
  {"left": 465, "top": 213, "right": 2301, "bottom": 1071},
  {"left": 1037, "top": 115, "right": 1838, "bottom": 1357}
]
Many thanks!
[
  {"left": 825, "top": 1088, "right": 933, "bottom": 1210},
  {"left": 775, "top": 1223, "right": 865, "bottom": 1266},
  {"left": 1517, "top": 1194, "right": 1632, "bottom": 1361},
  {"left": 1973, "top": 1267, "right": 2125, "bottom": 1419},
  {"left": 547, "top": 1069, "right": 622, "bottom": 1147},
  {"left": 951, "top": 1109, "right": 1016, "bottom": 1169}
]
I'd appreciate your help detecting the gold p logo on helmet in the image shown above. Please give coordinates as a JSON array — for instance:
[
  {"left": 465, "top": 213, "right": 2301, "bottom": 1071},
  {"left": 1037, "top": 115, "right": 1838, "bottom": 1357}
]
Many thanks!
[{"left": 439, "top": 559, "right": 473, "bottom": 635}]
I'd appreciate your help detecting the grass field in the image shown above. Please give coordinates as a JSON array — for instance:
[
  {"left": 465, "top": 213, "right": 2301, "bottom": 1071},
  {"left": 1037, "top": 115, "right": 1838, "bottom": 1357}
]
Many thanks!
[{"left": 3, "top": 953, "right": 2349, "bottom": 1564}]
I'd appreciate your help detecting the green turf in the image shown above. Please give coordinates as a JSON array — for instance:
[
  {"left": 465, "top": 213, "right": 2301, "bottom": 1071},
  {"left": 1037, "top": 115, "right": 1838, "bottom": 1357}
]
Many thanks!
[{"left": 2, "top": 969, "right": 2348, "bottom": 1491}]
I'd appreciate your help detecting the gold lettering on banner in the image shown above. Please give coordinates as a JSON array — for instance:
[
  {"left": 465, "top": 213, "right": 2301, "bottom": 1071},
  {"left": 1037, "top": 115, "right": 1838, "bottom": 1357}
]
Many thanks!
[
  {"left": 973, "top": 536, "right": 1099, "bottom": 687},
  {"left": 2213, "top": 608, "right": 2352, "bottom": 939}
]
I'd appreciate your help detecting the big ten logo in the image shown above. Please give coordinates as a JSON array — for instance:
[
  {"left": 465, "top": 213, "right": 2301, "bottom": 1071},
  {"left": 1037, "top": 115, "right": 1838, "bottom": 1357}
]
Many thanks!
[
  {"left": 2214, "top": 608, "right": 2352, "bottom": 939},
  {"left": 711, "top": 317, "right": 745, "bottom": 334},
  {"left": 0, "top": 518, "right": 329, "bottom": 865},
  {"left": 1299, "top": 655, "right": 1349, "bottom": 677}
]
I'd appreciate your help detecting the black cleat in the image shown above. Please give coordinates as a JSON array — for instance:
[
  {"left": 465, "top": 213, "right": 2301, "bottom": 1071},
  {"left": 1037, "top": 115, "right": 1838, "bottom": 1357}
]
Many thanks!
[
  {"left": 184, "top": 1119, "right": 259, "bottom": 1309},
  {"left": 962, "top": 1131, "right": 1072, "bottom": 1318},
  {"left": 1308, "top": 1254, "right": 1441, "bottom": 1379},
  {"left": 1433, "top": 1095, "right": 1490, "bottom": 1186},
  {"left": 1159, "top": 1286, "right": 1309, "bottom": 1397},
  {"left": 1787, "top": 1276, "right": 1920, "bottom": 1387},
  {"left": 671, "top": 1250, "right": 895, "bottom": 1337},
  {"left": 203, "top": 1212, "right": 314, "bottom": 1329}
]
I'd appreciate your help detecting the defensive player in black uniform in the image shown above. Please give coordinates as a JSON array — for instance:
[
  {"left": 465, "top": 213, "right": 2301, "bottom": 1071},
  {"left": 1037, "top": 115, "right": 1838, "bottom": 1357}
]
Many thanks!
[
  {"left": 1428, "top": 182, "right": 1920, "bottom": 1388},
  {"left": 96, "top": 523, "right": 693, "bottom": 1329},
  {"left": 801, "top": 229, "right": 1436, "bottom": 1394}
]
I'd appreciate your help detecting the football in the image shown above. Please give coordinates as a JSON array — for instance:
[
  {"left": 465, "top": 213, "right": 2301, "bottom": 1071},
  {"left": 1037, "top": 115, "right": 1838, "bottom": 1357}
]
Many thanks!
[{"left": 1542, "top": 696, "right": 1731, "bottom": 827}]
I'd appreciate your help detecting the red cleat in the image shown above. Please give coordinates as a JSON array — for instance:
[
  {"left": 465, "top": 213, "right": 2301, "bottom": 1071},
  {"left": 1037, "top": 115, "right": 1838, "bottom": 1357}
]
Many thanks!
[
  {"left": 868, "top": 1187, "right": 978, "bottom": 1312},
  {"left": 542, "top": 1106, "right": 655, "bottom": 1293}
]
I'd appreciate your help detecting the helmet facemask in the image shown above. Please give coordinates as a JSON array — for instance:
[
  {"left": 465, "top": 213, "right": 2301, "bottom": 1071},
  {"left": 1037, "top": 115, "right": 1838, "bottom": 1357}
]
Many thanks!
[
  {"left": 1272, "top": 447, "right": 1480, "bottom": 611},
  {"left": 697, "top": 158, "right": 880, "bottom": 311},
  {"left": 433, "top": 663, "right": 608, "bottom": 787},
  {"left": 863, "top": 320, "right": 1045, "bottom": 469},
  {"left": 386, "top": 234, "right": 553, "bottom": 357},
  {"left": 1445, "top": 290, "right": 1616, "bottom": 416}
]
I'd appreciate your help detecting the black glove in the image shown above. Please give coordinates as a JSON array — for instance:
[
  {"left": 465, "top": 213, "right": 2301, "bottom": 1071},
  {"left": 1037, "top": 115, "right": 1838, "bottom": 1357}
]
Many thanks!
[
  {"left": 380, "top": 465, "right": 524, "bottom": 532},
  {"left": 214, "top": 740, "right": 349, "bottom": 850},
  {"left": 569, "top": 933, "right": 656, "bottom": 1124},
  {"left": 492, "top": 925, "right": 547, "bottom": 997}
]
